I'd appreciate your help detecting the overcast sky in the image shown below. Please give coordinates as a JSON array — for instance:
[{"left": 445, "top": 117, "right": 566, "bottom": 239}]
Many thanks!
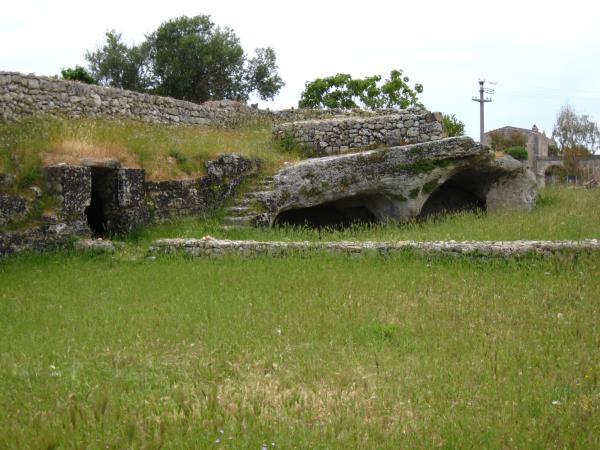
[{"left": 2, "top": 0, "right": 599, "bottom": 140}]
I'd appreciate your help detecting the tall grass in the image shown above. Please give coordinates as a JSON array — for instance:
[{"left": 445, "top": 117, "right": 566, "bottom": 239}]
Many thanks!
[
  {"left": 127, "top": 186, "right": 600, "bottom": 245},
  {"left": 1, "top": 250, "right": 599, "bottom": 448},
  {"left": 0, "top": 117, "right": 301, "bottom": 189}
]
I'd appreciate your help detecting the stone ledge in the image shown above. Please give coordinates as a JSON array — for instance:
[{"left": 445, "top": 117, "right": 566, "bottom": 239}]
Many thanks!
[{"left": 148, "top": 237, "right": 600, "bottom": 257}]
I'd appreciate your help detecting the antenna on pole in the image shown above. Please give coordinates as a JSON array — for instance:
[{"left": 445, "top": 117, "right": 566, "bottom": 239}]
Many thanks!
[{"left": 472, "top": 79, "right": 493, "bottom": 144}]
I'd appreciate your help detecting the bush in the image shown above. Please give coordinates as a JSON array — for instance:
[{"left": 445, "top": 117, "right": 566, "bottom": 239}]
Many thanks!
[
  {"left": 505, "top": 146, "right": 528, "bottom": 161},
  {"left": 60, "top": 66, "right": 97, "bottom": 85},
  {"left": 442, "top": 114, "right": 465, "bottom": 137},
  {"left": 488, "top": 131, "right": 527, "bottom": 151}
]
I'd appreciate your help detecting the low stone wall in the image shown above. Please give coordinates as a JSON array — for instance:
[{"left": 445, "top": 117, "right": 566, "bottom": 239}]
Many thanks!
[
  {"left": 272, "top": 107, "right": 443, "bottom": 156},
  {"left": 148, "top": 237, "right": 600, "bottom": 257},
  {"left": 0, "top": 153, "right": 258, "bottom": 256},
  {"left": 0, "top": 72, "right": 263, "bottom": 126},
  {"left": 146, "top": 154, "right": 258, "bottom": 221}
]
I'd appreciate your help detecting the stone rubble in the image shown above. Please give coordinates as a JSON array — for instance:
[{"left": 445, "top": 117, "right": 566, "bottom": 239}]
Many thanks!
[{"left": 148, "top": 237, "right": 600, "bottom": 257}]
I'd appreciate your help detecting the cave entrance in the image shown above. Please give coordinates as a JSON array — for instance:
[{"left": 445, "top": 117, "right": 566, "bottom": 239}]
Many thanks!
[
  {"left": 418, "top": 175, "right": 486, "bottom": 220},
  {"left": 274, "top": 196, "right": 378, "bottom": 229},
  {"left": 85, "top": 167, "right": 117, "bottom": 237}
]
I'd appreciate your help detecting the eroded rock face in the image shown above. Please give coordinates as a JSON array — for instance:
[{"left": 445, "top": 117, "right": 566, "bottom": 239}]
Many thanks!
[{"left": 267, "top": 137, "right": 537, "bottom": 227}]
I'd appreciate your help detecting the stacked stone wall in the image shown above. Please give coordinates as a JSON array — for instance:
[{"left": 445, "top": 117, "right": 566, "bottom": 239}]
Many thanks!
[
  {"left": 0, "top": 153, "right": 258, "bottom": 255},
  {"left": 0, "top": 72, "right": 264, "bottom": 126},
  {"left": 272, "top": 108, "right": 444, "bottom": 156}
]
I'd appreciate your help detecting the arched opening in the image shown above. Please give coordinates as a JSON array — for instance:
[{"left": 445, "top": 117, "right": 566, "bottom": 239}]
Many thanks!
[
  {"left": 85, "top": 167, "right": 116, "bottom": 237},
  {"left": 274, "top": 196, "right": 378, "bottom": 229},
  {"left": 418, "top": 176, "right": 486, "bottom": 220},
  {"left": 544, "top": 165, "right": 565, "bottom": 186}
]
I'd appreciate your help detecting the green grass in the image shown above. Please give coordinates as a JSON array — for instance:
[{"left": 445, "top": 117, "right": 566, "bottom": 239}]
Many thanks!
[
  {"left": 0, "top": 117, "right": 302, "bottom": 191},
  {"left": 1, "top": 249, "right": 599, "bottom": 448},
  {"left": 1, "top": 186, "right": 600, "bottom": 448},
  {"left": 125, "top": 186, "right": 600, "bottom": 246}
]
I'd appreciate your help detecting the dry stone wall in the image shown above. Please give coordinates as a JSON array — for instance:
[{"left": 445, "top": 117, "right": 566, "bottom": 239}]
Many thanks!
[
  {"left": 0, "top": 153, "right": 258, "bottom": 256},
  {"left": 0, "top": 72, "right": 263, "bottom": 126},
  {"left": 272, "top": 107, "right": 444, "bottom": 156}
]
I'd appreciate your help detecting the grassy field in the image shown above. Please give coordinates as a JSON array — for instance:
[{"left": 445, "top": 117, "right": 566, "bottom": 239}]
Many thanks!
[
  {"left": 128, "top": 186, "right": 600, "bottom": 245},
  {"left": 1, "top": 251, "right": 599, "bottom": 449},
  {"left": 0, "top": 117, "right": 299, "bottom": 191},
  {"left": 1, "top": 187, "right": 599, "bottom": 448}
]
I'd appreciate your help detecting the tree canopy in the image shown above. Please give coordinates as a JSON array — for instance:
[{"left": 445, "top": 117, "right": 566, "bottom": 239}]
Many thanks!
[
  {"left": 85, "top": 15, "right": 284, "bottom": 104},
  {"left": 298, "top": 70, "right": 423, "bottom": 110},
  {"left": 552, "top": 105, "right": 599, "bottom": 154}
]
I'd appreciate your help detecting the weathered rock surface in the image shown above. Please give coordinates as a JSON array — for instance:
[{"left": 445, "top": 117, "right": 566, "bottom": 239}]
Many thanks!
[
  {"left": 0, "top": 193, "right": 29, "bottom": 226},
  {"left": 148, "top": 237, "right": 600, "bottom": 257},
  {"left": 266, "top": 137, "right": 537, "bottom": 226},
  {"left": 73, "top": 238, "right": 115, "bottom": 253}
]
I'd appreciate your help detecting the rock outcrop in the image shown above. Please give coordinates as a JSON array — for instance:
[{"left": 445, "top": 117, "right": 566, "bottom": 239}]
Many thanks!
[{"left": 264, "top": 136, "right": 537, "bottom": 227}]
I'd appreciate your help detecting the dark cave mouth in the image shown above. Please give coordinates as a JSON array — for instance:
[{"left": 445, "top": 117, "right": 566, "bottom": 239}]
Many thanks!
[{"left": 274, "top": 200, "right": 378, "bottom": 229}]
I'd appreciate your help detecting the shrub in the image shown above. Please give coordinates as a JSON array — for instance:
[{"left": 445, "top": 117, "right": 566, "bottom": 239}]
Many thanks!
[
  {"left": 442, "top": 114, "right": 465, "bottom": 137},
  {"left": 505, "top": 146, "right": 528, "bottom": 161},
  {"left": 488, "top": 130, "right": 527, "bottom": 151},
  {"left": 60, "top": 66, "right": 97, "bottom": 85}
]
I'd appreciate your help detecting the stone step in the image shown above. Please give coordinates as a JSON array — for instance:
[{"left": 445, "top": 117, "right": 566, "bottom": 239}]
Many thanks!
[
  {"left": 223, "top": 214, "right": 259, "bottom": 226},
  {"left": 224, "top": 206, "right": 252, "bottom": 216},
  {"left": 244, "top": 190, "right": 274, "bottom": 200}
]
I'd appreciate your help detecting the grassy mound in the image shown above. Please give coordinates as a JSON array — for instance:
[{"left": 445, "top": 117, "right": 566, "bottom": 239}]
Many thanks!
[{"left": 0, "top": 117, "right": 301, "bottom": 192}]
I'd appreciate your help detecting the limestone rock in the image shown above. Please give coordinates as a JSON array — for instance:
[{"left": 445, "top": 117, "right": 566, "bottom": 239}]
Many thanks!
[{"left": 266, "top": 137, "right": 537, "bottom": 226}]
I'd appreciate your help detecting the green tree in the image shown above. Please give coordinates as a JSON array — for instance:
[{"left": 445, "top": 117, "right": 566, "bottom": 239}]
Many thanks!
[
  {"left": 85, "top": 16, "right": 284, "bottom": 104},
  {"left": 85, "top": 30, "right": 153, "bottom": 92},
  {"left": 60, "top": 66, "right": 97, "bottom": 85},
  {"left": 442, "top": 114, "right": 465, "bottom": 137},
  {"left": 552, "top": 105, "right": 599, "bottom": 154},
  {"left": 299, "top": 70, "right": 423, "bottom": 110}
]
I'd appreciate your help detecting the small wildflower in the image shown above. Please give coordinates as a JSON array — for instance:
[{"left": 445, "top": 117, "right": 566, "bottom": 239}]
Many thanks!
[
  {"left": 215, "top": 438, "right": 221, "bottom": 444},
  {"left": 552, "top": 400, "right": 561, "bottom": 405}
]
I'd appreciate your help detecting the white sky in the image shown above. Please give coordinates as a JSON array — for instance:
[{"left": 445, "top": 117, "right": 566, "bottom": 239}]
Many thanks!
[{"left": 2, "top": 0, "right": 599, "bottom": 140}]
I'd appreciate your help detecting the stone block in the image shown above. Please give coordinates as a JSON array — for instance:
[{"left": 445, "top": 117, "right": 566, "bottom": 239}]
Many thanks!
[{"left": 117, "top": 168, "right": 145, "bottom": 206}]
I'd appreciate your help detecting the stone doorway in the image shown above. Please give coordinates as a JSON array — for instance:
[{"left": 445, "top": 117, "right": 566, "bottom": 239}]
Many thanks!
[{"left": 85, "top": 167, "right": 117, "bottom": 237}]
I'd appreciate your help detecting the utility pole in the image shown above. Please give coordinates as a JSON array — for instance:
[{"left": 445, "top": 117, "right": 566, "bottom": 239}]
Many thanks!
[{"left": 472, "top": 79, "right": 492, "bottom": 144}]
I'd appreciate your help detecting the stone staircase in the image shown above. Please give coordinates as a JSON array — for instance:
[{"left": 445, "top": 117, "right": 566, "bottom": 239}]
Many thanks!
[{"left": 222, "top": 176, "right": 275, "bottom": 228}]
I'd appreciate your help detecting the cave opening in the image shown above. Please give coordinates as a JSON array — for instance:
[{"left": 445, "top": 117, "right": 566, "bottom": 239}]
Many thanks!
[
  {"left": 274, "top": 197, "right": 378, "bottom": 229},
  {"left": 85, "top": 167, "right": 116, "bottom": 237},
  {"left": 418, "top": 176, "right": 486, "bottom": 220}
]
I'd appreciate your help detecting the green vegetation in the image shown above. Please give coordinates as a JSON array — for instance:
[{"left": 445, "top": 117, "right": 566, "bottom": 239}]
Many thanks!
[
  {"left": 488, "top": 130, "right": 527, "bottom": 152},
  {"left": 299, "top": 70, "right": 423, "bottom": 110},
  {"left": 1, "top": 187, "right": 600, "bottom": 448},
  {"left": 553, "top": 104, "right": 600, "bottom": 154},
  {"left": 60, "top": 66, "right": 97, "bottom": 85},
  {"left": 442, "top": 113, "right": 465, "bottom": 137},
  {"left": 127, "top": 186, "right": 600, "bottom": 245},
  {"left": 0, "top": 117, "right": 301, "bottom": 190},
  {"left": 505, "top": 146, "right": 528, "bottom": 161},
  {"left": 86, "top": 16, "right": 284, "bottom": 103}
]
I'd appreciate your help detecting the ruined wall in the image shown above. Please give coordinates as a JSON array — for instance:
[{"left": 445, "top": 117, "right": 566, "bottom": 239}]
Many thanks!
[
  {"left": 0, "top": 71, "right": 440, "bottom": 130},
  {"left": 0, "top": 72, "right": 263, "bottom": 126},
  {"left": 272, "top": 108, "right": 444, "bottom": 156},
  {"left": 0, "top": 154, "right": 258, "bottom": 255}
]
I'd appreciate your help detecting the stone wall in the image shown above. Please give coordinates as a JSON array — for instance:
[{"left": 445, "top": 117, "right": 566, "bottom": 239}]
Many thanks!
[
  {"left": 0, "top": 71, "right": 442, "bottom": 131},
  {"left": 0, "top": 72, "right": 263, "bottom": 126},
  {"left": 272, "top": 107, "right": 444, "bottom": 156},
  {"left": 0, "top": 153, "right": 258, "bottom": 256}
]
